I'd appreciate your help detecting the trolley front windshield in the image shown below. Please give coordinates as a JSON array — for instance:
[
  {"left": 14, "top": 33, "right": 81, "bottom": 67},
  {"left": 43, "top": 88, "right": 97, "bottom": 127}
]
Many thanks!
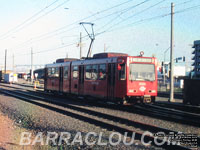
[{"left": 129, "top": 63, "right": 155, "bottom": 81}]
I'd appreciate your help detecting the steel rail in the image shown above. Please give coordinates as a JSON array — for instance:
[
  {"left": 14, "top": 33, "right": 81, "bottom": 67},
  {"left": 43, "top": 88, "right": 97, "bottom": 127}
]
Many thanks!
[{"left": 0, "top": 88, "right": 192, "bottom": 150}]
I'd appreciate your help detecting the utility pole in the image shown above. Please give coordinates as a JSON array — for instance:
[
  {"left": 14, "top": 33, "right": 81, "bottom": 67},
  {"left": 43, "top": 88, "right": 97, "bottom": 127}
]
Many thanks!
[
  {"left": 170, "top": 3, "right": 175, "bottom": 102},
  {"left": 104, "top": 44, "right": 106, "bottom": 53},
  {"left": 163, "top": 62, "right": 166, "bottom": 86},
  {"left": 12, "top": 54, "right": 15, "bottom": 72},
  {"left": 80, "top": 32, "right": 82, "bottom": 59},
  {"left": 31, "top": 48, "right": 33, "bottom": 83},
  {"left": 4, "top": 49, "right": 7, "bottom": 74}
]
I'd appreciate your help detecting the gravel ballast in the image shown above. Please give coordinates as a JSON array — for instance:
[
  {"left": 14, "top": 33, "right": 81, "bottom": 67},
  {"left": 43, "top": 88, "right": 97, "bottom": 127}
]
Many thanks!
[{"left": 0, "top": 93, "right": 162, "bottom": 150}]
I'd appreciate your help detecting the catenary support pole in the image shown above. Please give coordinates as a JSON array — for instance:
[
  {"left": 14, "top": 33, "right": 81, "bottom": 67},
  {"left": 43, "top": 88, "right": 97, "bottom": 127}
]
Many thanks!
[
  {"left": 80, "top": 32, "right": 82, "bottom": 59},
  {"left": 4, "top": 49, "right": 7, "bottom": 74},
  {"left": 12, "top": 54, "right": 15, "bottom": 72},
  {"left": 31, "top": 47, "right": 33, "bottom": 83},
  {"left": 170, "top": 3, "right": 175, "bottom": 102}
]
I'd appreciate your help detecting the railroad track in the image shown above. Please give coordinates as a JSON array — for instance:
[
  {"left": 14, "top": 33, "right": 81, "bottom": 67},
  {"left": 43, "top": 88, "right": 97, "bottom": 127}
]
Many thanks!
[
  {"left": 154, "top": 102, "right": 200, "bottom": 114},
  {"left": 137, "top": 104, "right": 200, "bottom": 126},
  {"left": 1, "top": 83, "right": 200, "bottom": 128},
  {"left": 157, "top": 92, "right": 183, "bottom": 99},
  {"left": 4, "top": 82, "right": 184, "bottom": 99},
  {"left": 0, "top": 86, "right": 197, "bottom": 149},
  {"left": 13, "top": 82, "right": 43, "bottom": 89}
]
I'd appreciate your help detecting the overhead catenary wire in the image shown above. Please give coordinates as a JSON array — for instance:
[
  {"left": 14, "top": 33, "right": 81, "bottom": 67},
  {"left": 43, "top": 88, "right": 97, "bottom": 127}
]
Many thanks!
[
  {"left": 2, "top": 3, "right": 200, "bottom": 60},
  {"left": 1, "top": 2, "right": 200, "bottom": 61},
  {"left": 8, "top": 34, "right": 90, "bottom": 59},
  {"left": 7, "top": 0, "right": 136, "bottom": 50},
  {"left": 0, "top": 0, "right": 70, "bottom": 41},
  {"left": 96, "top": 3, "right": 200, "bottom": 37},
  {"left": 0, "top": 0, "right": 60, "bottom": 39},
  {"left": 12, "top": 0, "right": 161, "bottom": 53},
  {"left": 0, "top": 31, "right": 91, "bottom": 60},
  {"left": 30, "top": 0, "right": 167, "bottom": 44},
  {"left": 94, "top": 14, "right": 167, "bottom": 37},
  {"left": 24, "top": 0, "right": 140, "bottom": 44},
  {"left": 159, "top": 0, "right": 197, "bottom": 9},
  {"left": 98, "top": 0, "right": 166, "bottom": 32},
  {"left": 96, "top": 0, "right": 152, "bottom": 30},
  {"left": 174, "top": 0, "right": 197, "bottom": 6},
  {"left": 12, "top": 25, "right": 79, "bottom": 51},
  {"left": 18, "top": 0, "right": 200, "bottom": 52},
  {"left": 1, "top": 10, "right": 170, "bottom": 60},
  {"left": 174, "top": 3, "right": 200, "bottom": 14}
]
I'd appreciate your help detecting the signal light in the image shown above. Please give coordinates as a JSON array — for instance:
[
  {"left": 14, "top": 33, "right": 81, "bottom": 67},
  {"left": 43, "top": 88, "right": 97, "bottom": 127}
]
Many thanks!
[
  {"left": 161, "top": 67, "right": 163, "bottom": 74},
  {"left": 183, "top": 56, "right": 185, "bottom": 62},
  {"left": 140, "top": 51, "right": 144, "bottom": 56}
]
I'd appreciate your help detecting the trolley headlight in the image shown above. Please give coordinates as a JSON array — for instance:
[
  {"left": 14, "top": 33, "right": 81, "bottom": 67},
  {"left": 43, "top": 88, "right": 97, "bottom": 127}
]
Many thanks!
[
  {"left": 129, "top": 89, "right": 137, "bottom": 93},
  {"left": 151, "top": 90, "right": 156, "bottom": 93}
]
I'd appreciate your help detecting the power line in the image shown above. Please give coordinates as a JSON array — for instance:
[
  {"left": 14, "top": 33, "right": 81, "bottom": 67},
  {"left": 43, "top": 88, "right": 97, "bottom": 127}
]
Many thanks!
[
  {"left": 11, "top": 25, "right": 79, "bottom": 51},
  {"left": 16, "top": 0, "right": 199, "bottom": 52},
  {"left": 9, "top": 34, "right": 89, "bottom": 59},
  {"left": 0, "top": 0, "right": 70, "bottom": 41},
  {"left": 176, "top": 0, "right": 197, "bottom": 6},
  {"left": 159, "top": 0, "right": 197, "bottom": 9},
  {"left": 19, "top": 0, "right": 139, "bottom": 48},
  {"left": 3, "top": 2, "right": 200, "bottom": 61},
  {"left": 97, "top": 0, "right": 152, "bottom": 30},
  {"left": 0, "top": 32, "right": 90, "bottom": 60},
  {"left": 99, "top": 0, "right": 165, "bottom": 31},
  {"left": 96, "top": 13, "right": 170, "bottom": 36},
  {"left": 10, "top": 0, "right": 70, "bottom": 36},
  {"left": 0, "top": 0, "right": 60, "bottom": 39},
  {"left": 98, "top": 0, "right": 168, "bottom": 35},
  {"left": 34, "top": 35, "right": 89, "bottom": 54},
  {"left": 7, "top": 0, "right": 136, "bottom": 50},
  {"left": 25, "top": 0, "right": 136, "bottom": 40},
  {"left": 16, "top": 0, "right": 162, "bottom": 49},
  {"left": 175, "top": 4, "right": 200, "bottom": 14},
  {"left": 7, "top": 3, "right": 200, "bottom": 59},
  {"left": 96, "top": 3, "right": 200, "bottom": 37},
  {"left": 121, "top": 0, "right": 167, "bottom": 22}
]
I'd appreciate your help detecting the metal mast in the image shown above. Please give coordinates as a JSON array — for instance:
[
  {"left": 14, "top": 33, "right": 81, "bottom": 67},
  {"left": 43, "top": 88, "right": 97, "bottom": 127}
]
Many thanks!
[
  {"left": 31, "top": 47, "right": 33, "bottom": 83},
  {"left": 170, "top": 3, "right": 175, "bottom": 102},
  {"left": 80, "top": 32, "right": 82, "bottom": 59},
  {"left": 4, "top": 49, "right": 7, "bottom": 74}
]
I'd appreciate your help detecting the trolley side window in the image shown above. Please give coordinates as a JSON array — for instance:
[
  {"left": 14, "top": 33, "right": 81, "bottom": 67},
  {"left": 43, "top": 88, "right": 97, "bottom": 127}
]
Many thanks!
[
  {"left": 118, "top": 63, "right": 126, "bottom": 80},
  {"left": 52, "top": 68, "right": 56, "bottom": 76},
  {"left": 54, "top": 67, "right": 59, "bottom": 77},
  {"left": 92, "top": 65, "right": 98, "bottom": 80},
  {"left": 99, "top": 64, "right": 106, "bottom": 80},
  {"left": 64, "top": 66, "right": 68, "bottom": 79},
  {"left": 47, "top": 68, "right": 52, "bottom": 77},
  {"left": 85, "top": 65, "right": 92, "bottom": 80},
  {"left": 48, "top": 67, "right": 59, "bottom": 78},
  {"left": 73, "top": 66, "right": 78, "bottom": 79}
]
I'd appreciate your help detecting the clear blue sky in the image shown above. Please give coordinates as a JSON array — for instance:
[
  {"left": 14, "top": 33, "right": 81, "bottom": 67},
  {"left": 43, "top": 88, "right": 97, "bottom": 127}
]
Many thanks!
[{"left": 0, "top": 0, "right": 199, "bottom": 70}]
